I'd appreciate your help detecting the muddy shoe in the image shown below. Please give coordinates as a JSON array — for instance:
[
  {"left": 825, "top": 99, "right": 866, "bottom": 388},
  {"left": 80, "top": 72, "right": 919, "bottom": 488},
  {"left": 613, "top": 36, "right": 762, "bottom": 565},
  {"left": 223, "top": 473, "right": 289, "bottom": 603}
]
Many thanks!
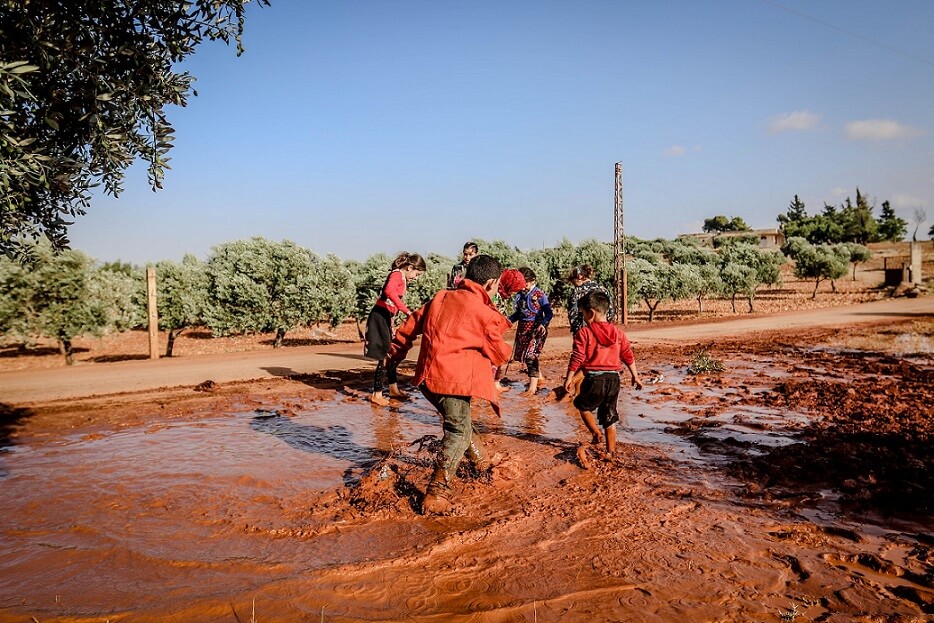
[
  {"left": 421, "top": 467, "right": 454, "bottom": 515},
  {"left": 421, "top": 490, "right": 454, "bottom": 515}
]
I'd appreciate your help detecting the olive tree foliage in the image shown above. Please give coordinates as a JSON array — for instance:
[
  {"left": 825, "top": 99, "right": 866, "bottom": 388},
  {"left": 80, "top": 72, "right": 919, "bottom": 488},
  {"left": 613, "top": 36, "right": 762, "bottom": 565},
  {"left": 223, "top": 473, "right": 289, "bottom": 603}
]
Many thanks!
[
  {"left": 0, "top": 242, "right": 106, "bottom": 363},
  {"left": 0, "top": 0, "right": 269, "bottom": 259},
  {"left": 669, "top": 238, "right": 718, "bottom": 266},
  {"left": 626, "top": 259, "right": 695, "bottom": 322},
  {"left": 719, "top": 243, "right": 784, "bottom": 287},
  {"left": 90, "top": 262, "right": 146, "bottom": 332},
  {"left": 840, "top": 242, "right": 872, "bottom": 281},
  {"left": 203, "top": 237, "right": 330, "bottom": 348},
  {"left": 783, "top": 238, "right": 849, "bottom": 298},
  {"left": 406, "top": 253, "right": 449, "bottom": 309},
  {"left": 315, "top": 253, "right": 356, "bottom": 329},
  {"left": 153, "top": 254, "right": 208, "bottom": 356},
  {"left": 689, "top": 263, "right": 723, "bottom": 313},
  {"left": 346, "top": 252, "right": 392, "bottom": 328},
  {"left": 569, "top": 237, "right": 614, "bottom": 299},
  {"left": 720, "top": 263, "right": 759, "bottom": 313}
]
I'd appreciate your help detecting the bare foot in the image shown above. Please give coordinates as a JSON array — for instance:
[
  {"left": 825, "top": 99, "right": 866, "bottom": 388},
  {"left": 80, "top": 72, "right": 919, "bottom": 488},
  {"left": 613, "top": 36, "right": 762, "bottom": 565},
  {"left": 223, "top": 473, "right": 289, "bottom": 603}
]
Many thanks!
[
  {"left": 369, "top": 392, "right": 390, "bottom": 406},
  {"left": 549, "top": 386, "right": 569, "bottom": 402},
  {"left": 575, "top": 445, "right": 592, "bottom": 470},
  {"left": 496, "top": 382, "right": 511, "bottom": 393},
  {"left": 388, "top": 390, "right": 409, "bottom": 400}
]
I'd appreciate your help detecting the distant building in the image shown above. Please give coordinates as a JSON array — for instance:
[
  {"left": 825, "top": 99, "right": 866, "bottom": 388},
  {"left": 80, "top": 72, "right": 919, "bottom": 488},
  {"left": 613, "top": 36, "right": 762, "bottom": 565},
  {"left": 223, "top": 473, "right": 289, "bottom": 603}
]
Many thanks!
[{"left": 678, "top": 228, "right": 786, "bottom": 249}]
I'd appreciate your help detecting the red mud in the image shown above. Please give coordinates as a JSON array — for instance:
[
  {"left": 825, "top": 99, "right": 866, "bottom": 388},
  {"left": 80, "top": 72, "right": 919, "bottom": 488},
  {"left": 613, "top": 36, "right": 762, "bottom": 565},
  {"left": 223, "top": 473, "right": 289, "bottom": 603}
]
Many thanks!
[{"left": 1, "top": 321, "right": 933, "bottom": 622}]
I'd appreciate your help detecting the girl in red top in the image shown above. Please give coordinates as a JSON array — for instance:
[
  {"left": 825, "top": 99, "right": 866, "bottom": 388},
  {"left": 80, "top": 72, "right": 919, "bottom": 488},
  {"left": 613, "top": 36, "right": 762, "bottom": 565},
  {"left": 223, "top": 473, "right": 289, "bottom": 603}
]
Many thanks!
[{"left": 365, "top": 252, "right": 426, "bottom": 405}]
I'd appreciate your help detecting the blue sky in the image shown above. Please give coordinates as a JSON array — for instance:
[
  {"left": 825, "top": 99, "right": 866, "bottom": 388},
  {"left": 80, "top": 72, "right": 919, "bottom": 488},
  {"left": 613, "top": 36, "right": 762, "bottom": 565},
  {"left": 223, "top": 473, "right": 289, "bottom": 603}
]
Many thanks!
[{"left": 70, "top": 0, "right": 934, "bottom": 264}]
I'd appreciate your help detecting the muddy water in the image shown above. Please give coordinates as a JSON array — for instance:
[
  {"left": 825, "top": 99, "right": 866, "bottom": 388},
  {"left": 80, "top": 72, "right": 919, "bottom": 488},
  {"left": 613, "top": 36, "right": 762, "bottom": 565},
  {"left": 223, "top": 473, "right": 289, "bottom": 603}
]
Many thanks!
[{"left": 1, "top": 358, "right": 931, "bottom": 622}]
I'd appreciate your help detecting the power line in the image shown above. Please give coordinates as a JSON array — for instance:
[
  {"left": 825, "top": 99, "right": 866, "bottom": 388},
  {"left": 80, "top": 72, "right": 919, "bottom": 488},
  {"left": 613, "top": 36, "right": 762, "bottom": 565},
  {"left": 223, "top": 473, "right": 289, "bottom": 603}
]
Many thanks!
[{"left": 762, "top": 0, "right": 934, "bottom": 69}]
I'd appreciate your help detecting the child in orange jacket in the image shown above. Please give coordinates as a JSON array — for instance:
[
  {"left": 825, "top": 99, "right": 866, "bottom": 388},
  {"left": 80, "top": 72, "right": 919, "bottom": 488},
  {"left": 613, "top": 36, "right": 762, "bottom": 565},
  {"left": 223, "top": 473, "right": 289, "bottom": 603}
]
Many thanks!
[{"left": 388, "top": 255, "right": 512, "bottom": 514}]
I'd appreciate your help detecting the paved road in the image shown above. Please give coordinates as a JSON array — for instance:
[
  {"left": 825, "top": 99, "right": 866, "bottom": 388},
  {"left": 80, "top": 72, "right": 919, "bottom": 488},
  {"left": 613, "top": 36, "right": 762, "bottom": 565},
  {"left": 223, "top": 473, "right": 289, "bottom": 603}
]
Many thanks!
[{"left": 1, "top": 296, "right": 930, "bottom": 405}]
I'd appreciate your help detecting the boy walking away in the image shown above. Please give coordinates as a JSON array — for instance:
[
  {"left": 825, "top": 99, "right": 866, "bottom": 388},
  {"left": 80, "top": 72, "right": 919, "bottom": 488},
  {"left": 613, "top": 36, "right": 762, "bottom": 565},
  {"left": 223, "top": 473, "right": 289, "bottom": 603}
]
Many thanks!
[
  {"left": 563, "top": 290, "right": 642, "bottom": 467},
  {"left": 387, "top": 255, "right": 512, "bottom": 514},
  {"left": 508, "top": 267, "right": 553, "bottom": 395}
]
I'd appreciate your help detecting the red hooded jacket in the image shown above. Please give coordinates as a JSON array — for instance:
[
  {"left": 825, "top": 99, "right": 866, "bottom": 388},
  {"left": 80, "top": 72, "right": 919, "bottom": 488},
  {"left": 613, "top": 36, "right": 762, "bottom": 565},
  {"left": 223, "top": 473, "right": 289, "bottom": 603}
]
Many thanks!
[{"left": 567, "top": 321, "right": 635, "bottom": 373}]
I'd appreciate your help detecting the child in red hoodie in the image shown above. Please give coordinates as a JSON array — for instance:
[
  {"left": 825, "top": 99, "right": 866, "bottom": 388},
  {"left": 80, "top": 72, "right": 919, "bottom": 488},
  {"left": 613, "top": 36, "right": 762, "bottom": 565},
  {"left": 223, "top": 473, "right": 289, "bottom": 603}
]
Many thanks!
[{"left": 563, "top": 290, "right": 642, "bottom": 460}]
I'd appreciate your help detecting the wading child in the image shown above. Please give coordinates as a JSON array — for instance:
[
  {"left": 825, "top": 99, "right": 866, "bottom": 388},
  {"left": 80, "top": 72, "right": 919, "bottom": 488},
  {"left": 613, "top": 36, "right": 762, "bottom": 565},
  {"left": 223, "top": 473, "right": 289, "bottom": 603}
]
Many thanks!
[
  {"left": 387, "top": 255, "right": 512, "bottom": 514},
  {"left": 565, "top": 264, "right": 615, "bottom": 397},
  {"left": 566, "top": 264, "right": 614, "bottom": 334},
  {"left": 365, "top": 252, "right": 426, "bottom": 406},
  {"left": 508, "top": 267, "right": 553, "bottom": 395},
  {"left": 563, "top": 290, "right": 642, "bottom": 465},
  {"left": 493, "top": 268, "right": 526, "bottom": 391}
]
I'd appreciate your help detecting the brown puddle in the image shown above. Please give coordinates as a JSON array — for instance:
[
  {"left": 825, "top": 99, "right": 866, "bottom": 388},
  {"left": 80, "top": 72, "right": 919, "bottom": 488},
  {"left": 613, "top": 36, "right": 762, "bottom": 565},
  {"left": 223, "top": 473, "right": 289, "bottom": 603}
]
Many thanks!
[{"left": 1, "top": 340, "right": 932, "bottom": 622}]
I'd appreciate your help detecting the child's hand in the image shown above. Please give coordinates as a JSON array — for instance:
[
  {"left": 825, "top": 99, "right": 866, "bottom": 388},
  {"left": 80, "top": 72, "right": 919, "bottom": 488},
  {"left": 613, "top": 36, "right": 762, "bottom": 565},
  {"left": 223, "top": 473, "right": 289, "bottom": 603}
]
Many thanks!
[
  {"left": 534, "top": 324, "right": 547, "bottom": 337},
  {"left": 631, "top": 375, "right": 643, "bottom": 390}
]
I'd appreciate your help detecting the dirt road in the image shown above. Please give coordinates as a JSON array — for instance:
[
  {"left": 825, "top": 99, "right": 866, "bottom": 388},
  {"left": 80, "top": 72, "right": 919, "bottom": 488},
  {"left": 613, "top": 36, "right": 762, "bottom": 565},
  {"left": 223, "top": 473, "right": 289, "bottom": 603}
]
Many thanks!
[{"left": 2, "top": 296, "right": 930, "bottom": 405}]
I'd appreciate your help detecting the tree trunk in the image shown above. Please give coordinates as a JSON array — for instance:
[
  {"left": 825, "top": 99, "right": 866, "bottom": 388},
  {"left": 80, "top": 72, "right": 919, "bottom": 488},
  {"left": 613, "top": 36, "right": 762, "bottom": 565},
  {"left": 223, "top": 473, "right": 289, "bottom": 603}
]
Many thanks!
[
  {"left": 166, "top": 327, "right": 185, "bottom": 357},
  {"left": 274, "top": 327, "right": 286, "bottom": 348},
  {"left": 747, "top": 295, "right": 754, "bottom": 313},
  {"left": 645, "top": 298, "right": 660, "bottom": 323},
  {"left": 355, "top": 317, "right": 365, "bottom": 341},
  {"left": 697, "top": 295, "right": 704, "bottom": 314},
  {"left": 831, "top": 279, "right": 837, "bottom": 293},
  {"left": 852, "top": 263, "right": 857, "bottom": 280},
  {"left": 730, "top": 293, "right": 737, "bottom": 313},
  {"left": 812, "top": 278, "right": 821, "bottom": 299},
  {"left": 60, "top": 338, "right": 74, "bottom": 365}
]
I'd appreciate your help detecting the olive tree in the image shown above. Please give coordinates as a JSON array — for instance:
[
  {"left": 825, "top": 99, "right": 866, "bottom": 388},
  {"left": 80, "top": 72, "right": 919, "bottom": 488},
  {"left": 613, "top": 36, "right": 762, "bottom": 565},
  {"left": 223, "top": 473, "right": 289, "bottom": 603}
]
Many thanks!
[
  {"left": 0, "top": 1, "right": 269, "bottom": 258},
  {"left": 688, "top": 263, "right": 723, "bottom": 314},
  {"left": 793, "top": 244, "right": 850, "bottom": 298},
  {"left": 840, "top": 242, "right": 872, "bottom": 281},
  {"left": 90, "top": 262, "right": 145, "bottom": 333},
  {"left": 314, "top": 253, "right": 356, "bottom": 329},
  {"left": 153, "top": 254, "right": 208, "bottom": 356},
  {"left": 721, "top": 263, "right": 759, "bottom": 313},
  {"left": 204, "top": 237, "right": 319, "bottom": 348},
  {"left": 0, "top": 242, "right": 106, "bottom": 363},
  {"left": 626, "top": 259, "right": 694, "bottom": 322}
]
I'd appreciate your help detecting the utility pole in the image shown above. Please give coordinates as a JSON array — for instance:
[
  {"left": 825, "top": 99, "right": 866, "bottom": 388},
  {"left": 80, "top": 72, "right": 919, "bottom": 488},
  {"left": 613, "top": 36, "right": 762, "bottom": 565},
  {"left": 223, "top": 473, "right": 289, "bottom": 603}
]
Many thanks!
[
  {"left": 614, "top": 162, "right": 628, "bottom": 324},
  {"left": 146, "top": 267, "right": 159, "bottom": 359}
]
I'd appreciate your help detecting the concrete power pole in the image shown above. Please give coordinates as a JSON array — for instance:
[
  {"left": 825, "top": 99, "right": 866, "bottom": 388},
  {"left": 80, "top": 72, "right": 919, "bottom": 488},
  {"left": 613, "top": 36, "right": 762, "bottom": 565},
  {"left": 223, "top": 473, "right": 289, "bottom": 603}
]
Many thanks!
[{"left": 614, "top": 162, "right": 628, "bottom": 324}]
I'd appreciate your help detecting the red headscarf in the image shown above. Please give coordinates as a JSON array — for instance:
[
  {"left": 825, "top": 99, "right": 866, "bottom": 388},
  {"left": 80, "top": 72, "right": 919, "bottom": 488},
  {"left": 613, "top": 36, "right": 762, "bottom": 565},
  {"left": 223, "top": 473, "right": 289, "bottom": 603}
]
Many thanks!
[{"left": 498, "top": 268, "right": 526, "bottom": 298}]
